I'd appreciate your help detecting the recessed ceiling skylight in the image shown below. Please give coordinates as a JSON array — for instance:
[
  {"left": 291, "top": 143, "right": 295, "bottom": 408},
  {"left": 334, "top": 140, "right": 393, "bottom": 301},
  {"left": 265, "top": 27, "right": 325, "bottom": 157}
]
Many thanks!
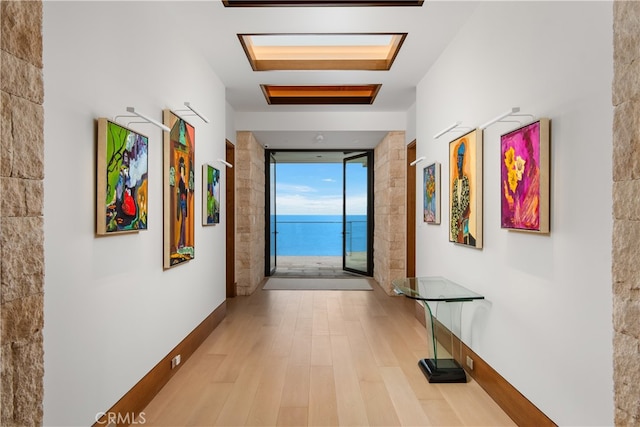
[
  {"left": 261, "top": 84, "right": 382, "bottom": 105},
  {"left": 239, "top": 33, "right": 407, "bottom": 71}
]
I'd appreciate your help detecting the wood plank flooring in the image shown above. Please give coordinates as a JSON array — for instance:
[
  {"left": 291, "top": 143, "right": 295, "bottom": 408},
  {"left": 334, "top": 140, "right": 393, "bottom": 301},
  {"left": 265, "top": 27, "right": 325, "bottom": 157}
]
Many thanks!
[{"left": 141, "top": 283, "right": 516, "bottom": 426}]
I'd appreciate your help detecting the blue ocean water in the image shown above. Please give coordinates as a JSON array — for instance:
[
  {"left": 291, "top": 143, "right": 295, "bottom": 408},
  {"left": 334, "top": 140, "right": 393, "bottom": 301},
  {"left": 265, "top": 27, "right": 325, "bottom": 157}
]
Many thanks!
[{"left": 273, "top": 215, "right": 367, "bottom": 256}]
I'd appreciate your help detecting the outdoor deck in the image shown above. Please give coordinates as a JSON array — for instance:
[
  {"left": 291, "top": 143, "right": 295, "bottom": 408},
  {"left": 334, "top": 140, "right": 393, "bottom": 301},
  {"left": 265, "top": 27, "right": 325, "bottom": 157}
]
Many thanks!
[{"left": 273, "top": 256, "right": 359, "bottom": 277}]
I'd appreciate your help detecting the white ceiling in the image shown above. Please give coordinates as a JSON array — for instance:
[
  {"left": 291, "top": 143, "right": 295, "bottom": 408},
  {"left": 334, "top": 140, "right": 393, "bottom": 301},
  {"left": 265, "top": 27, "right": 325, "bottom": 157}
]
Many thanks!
[
  {"left": 271, "top": 149, "right": 369, "bottom": 163},
  {"left": 253, "top": 130, "right": 389, "bottom": 149},
  {"left": 164, "top": 0, "right": 479, "bottom": 149}
]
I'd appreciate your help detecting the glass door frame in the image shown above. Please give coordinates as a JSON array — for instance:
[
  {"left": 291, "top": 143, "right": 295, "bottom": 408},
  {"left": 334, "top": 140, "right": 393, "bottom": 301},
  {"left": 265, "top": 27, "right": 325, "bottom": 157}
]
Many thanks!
[
  {"left": 265, "top": 152, "right": 277, "bottom": 276},
  {"left": 264, "top": 149, "right": 374, "bottom": 277},
  {"left": 343, "top": 151, "right": 374, "bottom": 276}
]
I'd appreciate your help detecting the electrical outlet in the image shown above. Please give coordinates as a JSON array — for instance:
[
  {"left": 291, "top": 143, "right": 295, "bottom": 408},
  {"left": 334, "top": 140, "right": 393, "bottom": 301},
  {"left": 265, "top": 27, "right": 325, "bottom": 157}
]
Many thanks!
[
  {"left": 171, "top": 354, "right": 181, "bottom": 369},
  {"left": 466, "top": 355, "right": 474, "bottom": 370}
]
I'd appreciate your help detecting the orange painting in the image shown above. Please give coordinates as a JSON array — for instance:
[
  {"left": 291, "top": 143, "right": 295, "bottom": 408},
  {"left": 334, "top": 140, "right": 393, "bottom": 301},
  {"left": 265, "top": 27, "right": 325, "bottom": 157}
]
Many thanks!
[{"left": 163, "top": 110, "right": 195, "bottom": 268}]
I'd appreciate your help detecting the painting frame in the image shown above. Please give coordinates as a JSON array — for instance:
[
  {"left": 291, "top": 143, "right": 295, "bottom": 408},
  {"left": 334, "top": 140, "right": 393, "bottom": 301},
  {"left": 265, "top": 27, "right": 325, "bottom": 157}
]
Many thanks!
[
  {"left": 163, "top": 110, "right": 196, "bottom": 268},
  {"left": 500, "top": 118, "right": 550, "bottom": 234},
  {"left": 448, "top": 129, "right": 483, "bottom": 249},
  {"left": 423, "top": 162, "right": 440, "bottom": 224},
  {"left": 96, "top": 118, "right": 149, "bottom": 235},
  {"left": 202, "top": 164, "right": 220, "bottom": 225}
]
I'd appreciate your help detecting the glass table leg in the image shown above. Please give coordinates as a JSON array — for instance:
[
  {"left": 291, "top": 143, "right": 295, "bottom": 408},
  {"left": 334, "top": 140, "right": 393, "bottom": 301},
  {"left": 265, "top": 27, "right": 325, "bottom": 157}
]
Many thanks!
[{"left": 419, "top": 301, "right": 467, "bottom": 383}]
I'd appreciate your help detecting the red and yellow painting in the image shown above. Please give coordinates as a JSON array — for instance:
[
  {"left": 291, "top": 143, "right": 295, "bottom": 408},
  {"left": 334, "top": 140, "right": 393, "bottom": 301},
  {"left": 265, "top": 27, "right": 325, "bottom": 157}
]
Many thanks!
[
  {"left": 163, "top": 110, "right": 195, "bottom": 268},
  {"left": 500, "top": 119, "right": 550, "bottom": 233}
]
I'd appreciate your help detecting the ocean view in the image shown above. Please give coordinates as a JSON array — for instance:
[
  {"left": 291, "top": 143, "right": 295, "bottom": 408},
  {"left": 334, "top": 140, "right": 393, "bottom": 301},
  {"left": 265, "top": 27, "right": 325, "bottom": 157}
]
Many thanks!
[{"left": 273, "top": 215, "right": 367, "bottom": 256}]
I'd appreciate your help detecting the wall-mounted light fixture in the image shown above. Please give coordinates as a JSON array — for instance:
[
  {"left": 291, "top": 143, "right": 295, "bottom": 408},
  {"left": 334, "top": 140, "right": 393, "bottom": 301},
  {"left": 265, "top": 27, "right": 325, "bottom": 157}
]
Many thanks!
[
  {"left": 123, "top": 107, "right": 171, "bottom": 132},
  {"left": 433, "top": 121, "right": 472, "bottom": 140},
  {"left": 217, "top": 158, "right": 233, "bottom": 168},
  {"left": 410, "top": 156, "right": 426, "bottom": 167},
  {"left": 183, "top": 102, "right": 210, "bottom": 123},
  {"left": 480, "top": 107, "right": 524, "bottom": 130}
]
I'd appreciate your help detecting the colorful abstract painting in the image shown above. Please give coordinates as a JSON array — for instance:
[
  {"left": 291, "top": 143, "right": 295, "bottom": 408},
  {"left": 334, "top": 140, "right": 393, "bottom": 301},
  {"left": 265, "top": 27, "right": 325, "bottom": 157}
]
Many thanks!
[
  {"left": 163, "top": 110, "right": 195, "bottom": 268},
  {"left": 423, "top": 162, "right": 440, "bottom": 224},
  {"left": 449, "top": 129, "right": 483, "bottom": 248},
  {"left": 96, "top": 119, "right": 148, "bottom": 235},
  {"left": 202, "top": 164, "right": 220, "bottom": 225},
  {"left": 500, "top": 119, "right": 550, "bottom": 233}
]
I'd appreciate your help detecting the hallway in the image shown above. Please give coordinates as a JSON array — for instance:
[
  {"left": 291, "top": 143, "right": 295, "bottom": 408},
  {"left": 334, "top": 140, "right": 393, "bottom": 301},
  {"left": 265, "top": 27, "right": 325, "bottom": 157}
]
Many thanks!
[{"left": 141, "top": 285, "right": 515, "bottom": 426}]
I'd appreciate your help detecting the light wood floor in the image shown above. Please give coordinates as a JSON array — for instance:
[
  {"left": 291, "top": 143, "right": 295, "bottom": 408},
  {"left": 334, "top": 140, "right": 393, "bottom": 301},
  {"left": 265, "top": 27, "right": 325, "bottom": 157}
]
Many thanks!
[{"left": 142, "top": 282, "right": 516, "bottom": 426}]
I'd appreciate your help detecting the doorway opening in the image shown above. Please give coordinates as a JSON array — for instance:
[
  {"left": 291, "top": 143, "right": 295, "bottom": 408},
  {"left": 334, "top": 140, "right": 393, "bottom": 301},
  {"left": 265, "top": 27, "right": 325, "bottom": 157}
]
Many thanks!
[{"left": 265, "top": 150, "right": 374, "bottom": 278}]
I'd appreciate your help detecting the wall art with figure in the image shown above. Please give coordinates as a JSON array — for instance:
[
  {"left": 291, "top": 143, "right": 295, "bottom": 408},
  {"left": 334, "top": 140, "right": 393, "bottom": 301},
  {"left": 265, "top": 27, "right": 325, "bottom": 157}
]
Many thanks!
[
  {"left": 163, "top": 110, "right": 195, "bottom": 268},
  {"left": 423, "top": 162, "right": 440, "bottom": 224},
  {"left": 96, "top": 119, "right": 149, "bottom": 235},
  {"left": 500, "top": 119, "right": 550, "bottom": 233},
  {"left": 449, "top": 129, "right": 483, "bottom": 248},
  {"left": 202, "top": 164, "right": 220, "bottom": 225}
]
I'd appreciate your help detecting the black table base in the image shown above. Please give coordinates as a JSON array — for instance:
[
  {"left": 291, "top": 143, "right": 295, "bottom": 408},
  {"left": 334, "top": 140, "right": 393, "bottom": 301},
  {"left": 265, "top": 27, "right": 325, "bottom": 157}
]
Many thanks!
[{"left": 418, "top": 358, "right": 467, "bottom": 383}]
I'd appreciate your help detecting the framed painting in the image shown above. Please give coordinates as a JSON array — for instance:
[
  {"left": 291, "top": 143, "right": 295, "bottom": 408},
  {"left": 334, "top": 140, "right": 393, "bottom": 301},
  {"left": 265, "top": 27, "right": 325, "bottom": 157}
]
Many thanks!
[
  {"left": 202, "top": 164, "right": 220, "bottom": 225},
  {"left": 423, "top": 162, "right": 440, "bottom": 224},
  {"left": 449, "top": 129, "right": 483, "bottom": 248},
  {"left": 163, "top": 110, "right": 195, "bottom": 268},
  {"left": 500, "top": 118, "right": 550, "bottom": 233},
  {"left": 96, "top": 118, "right": 149, "bottom": 235}
]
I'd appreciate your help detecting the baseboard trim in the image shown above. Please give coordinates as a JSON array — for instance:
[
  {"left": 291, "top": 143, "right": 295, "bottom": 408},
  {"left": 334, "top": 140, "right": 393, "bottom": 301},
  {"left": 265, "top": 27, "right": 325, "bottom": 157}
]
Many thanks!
[
  {"left": 93, "top": 301, "right": 227, "bottom": 427},
  {"left": 414, "top": 301, "right": 556, "bottom": 427}
]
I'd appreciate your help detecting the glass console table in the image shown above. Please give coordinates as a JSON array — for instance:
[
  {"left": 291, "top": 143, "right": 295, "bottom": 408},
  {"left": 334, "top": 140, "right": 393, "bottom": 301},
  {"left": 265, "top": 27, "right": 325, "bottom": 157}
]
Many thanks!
[{"left": 392, "top": 276, "right": 484, "bottom": 383}]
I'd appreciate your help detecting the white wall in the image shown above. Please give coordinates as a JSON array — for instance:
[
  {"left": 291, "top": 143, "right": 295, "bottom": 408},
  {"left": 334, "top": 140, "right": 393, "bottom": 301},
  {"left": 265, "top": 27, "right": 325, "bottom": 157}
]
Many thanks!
[
  {"left": 406, "top": 102, "right": 417, "bottom": 145},
  {"left": 43, "top": 2, "right": 228, "bottom": 425},
  {"left": 235, "top": 110, "right": 407, "bottom": 132},
  {"left": 226, "top": 101, "right": 237, "bottom": 144},
  {"left": 415, "top": 2, "right": 613, "bottom": 425}
]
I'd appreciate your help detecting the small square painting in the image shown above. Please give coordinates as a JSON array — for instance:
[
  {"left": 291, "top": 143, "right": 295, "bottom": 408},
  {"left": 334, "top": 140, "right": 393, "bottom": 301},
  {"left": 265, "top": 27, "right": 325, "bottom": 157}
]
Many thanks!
[
  {"left": 203, "top": 164, "right": 220, "bottom": 225},
  {"left": 423, "top": 162, "right": 440, "bottom": 224}
]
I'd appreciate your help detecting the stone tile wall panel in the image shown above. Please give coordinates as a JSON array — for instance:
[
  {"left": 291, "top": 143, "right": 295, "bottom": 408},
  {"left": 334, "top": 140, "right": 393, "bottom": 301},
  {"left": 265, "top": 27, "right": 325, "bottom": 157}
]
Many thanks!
[
  {"left": 234, "top": 131, "right": 264, "bottom": 295},
  {"left": 1, "top": 91, "right": 12, "bottom": 177},
  {"left": 0, "top": 51, "right": 43, "bottom": 104},
  {"left": 374, "top": 131, "right": 406, "bottom": 294},
  {"left": 11, "top": 338, "right": 44, "bottom": 426},
  {"left": 612, "top": 58, "right": 640, "bottom": 106},
  {"left": 613, "top": 1, "right": 640, "bottom": 67},
  {"left": 613, "top": 1, "right": 640, "bottom": 424},
  {"left": 613, "top": 180, "right": 640, "bottom": 220},
  {"left": 1, "top": 1, "right": 44, "bottom": 423},
  {"left": 1, "top": 1, "right": 43, "bottom": 67},
  {"left": 10, "top": 96, "right": 43, "bottom": 180},
  {"left": 612, "top": 100, "right": 640, "bottom": 182},
  {"left": 1, "top": 344, "right": 14, "bottom": 424}
]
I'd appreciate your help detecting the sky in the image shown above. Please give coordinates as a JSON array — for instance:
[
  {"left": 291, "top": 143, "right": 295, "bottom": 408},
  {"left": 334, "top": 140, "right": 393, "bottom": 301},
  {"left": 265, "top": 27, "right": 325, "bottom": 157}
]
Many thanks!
[{"left": 274, "top": 162, "right": 368, "bottom": 215}]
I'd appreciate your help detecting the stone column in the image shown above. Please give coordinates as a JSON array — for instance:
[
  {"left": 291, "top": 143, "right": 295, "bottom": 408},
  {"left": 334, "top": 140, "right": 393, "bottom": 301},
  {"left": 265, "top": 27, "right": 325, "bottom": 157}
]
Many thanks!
[
  {"left": 612, "top": 2, "right": 640, "bottom": 425},
  {"left": 374, "top": 131, "right": 406, "bottom": 294},
  {"left": 235, "top": 131, "right": 265, "bottom": 295},
  {"left": 1, "top": 1, "right": 45, "bottom": 425}
]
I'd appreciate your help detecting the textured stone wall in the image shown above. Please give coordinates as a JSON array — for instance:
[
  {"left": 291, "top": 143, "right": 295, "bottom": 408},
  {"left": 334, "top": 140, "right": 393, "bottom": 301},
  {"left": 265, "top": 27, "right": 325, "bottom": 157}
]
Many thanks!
[
  {"left": 0, "top": 1, "right": 45, "bottom": 425},
  {"left": 235, "top": 131, "right": 265, "bottom": 296},
  {"left": 612, "top": 1, "right": 640, "bottom": 424},
  {"left": 373, "top": 131, "right": 406, "bottom": 294}
]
